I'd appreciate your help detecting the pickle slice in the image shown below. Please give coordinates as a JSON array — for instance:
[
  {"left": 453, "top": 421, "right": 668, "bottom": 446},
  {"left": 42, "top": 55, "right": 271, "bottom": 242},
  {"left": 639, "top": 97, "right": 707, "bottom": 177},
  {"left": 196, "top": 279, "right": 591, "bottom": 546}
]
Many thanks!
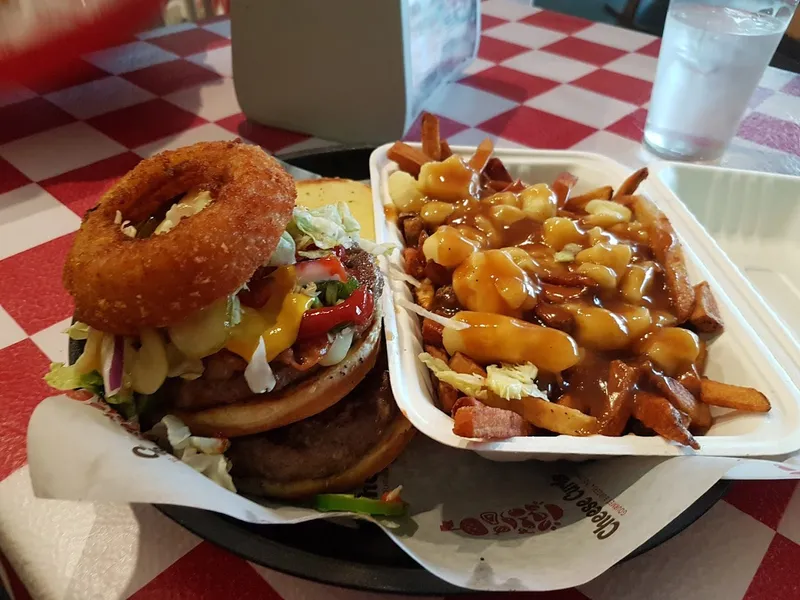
[{"left": 168, "top": 296, "right": 237, "bottom": 359}]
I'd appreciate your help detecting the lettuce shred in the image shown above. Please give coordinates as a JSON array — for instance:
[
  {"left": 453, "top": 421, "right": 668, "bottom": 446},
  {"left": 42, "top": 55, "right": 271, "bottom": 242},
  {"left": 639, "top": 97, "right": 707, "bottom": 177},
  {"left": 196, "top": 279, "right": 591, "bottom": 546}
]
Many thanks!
[
  {"left": 418, "top": 353, "right": 486, "bottom": 399},
  {"left": 268, "top": 231, "right": 297, "bottom": 266},
  {"left": 486, "top": 363, "right": 547, "bottom": 401},
  {"left": 148, "top": 415, "right": 236, "bottom": 492},
  {"left": 45, "top": 364, "right": 104, "bottom": 396},
  {"left": 418, "top": 355, "right": 549, "bottom": 402},
  {"left": 290, "top": 202, "right": 361, "bottom": 250}
]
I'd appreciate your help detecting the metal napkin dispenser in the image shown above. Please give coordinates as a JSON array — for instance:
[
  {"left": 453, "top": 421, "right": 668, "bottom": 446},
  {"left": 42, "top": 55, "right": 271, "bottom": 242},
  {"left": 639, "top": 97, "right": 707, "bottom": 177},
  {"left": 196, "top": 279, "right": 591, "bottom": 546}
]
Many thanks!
[{"left": 232, "top": 0, "right": 480, "bottom": 145}]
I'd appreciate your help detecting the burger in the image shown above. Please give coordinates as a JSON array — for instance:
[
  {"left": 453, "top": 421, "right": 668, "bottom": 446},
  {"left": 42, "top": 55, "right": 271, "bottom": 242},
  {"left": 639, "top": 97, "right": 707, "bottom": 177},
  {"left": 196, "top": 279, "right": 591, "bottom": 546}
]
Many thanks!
[{"left": 46, "top": 140, "right": 414, "bottom": 499}]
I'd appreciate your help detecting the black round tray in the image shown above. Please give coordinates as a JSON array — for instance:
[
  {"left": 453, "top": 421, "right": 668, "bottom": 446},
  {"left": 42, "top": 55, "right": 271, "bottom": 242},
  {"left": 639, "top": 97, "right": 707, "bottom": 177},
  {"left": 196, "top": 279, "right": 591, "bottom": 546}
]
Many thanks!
[{"left": 141, "top": 146, "right": 728, "bottom": 595}]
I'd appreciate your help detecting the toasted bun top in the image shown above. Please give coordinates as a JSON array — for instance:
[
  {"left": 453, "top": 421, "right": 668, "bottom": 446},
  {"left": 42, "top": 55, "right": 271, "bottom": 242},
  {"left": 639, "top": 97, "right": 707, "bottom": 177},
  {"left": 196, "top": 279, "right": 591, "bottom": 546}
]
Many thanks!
[{"left": 296, "top": 178, "right": 375, "bottom": 242}]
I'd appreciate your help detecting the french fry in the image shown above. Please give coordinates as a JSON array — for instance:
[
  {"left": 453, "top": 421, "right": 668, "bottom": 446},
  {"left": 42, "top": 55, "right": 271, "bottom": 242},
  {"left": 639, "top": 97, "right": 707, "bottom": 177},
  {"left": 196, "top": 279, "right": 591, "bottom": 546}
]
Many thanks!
[
  {"left": 564, "top": 185, "right": 614, "bottom": 211},
  {"left": 414, "top": 278, "right": 435, "bottom": 311},
  {"left": 421, "top": 113, "right": 442, "bottom": 160},
  {"left": 629, "top": 419, "right": 654, "bottom": 436},
  {"left": 402, "top": 215, "right": 425, "bottom": 247},
  {"left": 451, "top": 396, "right": 483, "bottom": 417},
  {"left": 691, "top": 406, "right": 712, "bottom": 434},
  {"left": 484, "top": 157, "right": 513, "bottom": 183},
  {"left": 630, "top": 193, "right": 659, "bottom": 228},
  {"left": 438, "top": 381, "right": 459, "bottom": 414},
  {"left": 612, "top": 194, "right": 639, "bottom": 208},
  {"left": 402, "top": 247, "right": 426, "bottom": 279},
  {"left": 632, "top": 391, "right": 699, "bottom": 449},
  {"left": 695, "top": 338, "right": 708, "bottom": 374},
  {"left": 560, "top": 209, "right": 583, "bottom": 220},
  {"left": 421, "top": 318, "right": 444, "bottom": 346},
  {"left": 634, "top": 195, "right": 694, "bottom": 322},
  {"left": 556, "top": 394, "right": 587, "bottom": 412},
  {"left": 539, "top": 270, "right": 600, "bottom": 289},
  {"left": 480, "top": 391, "right": 597, "bottom": 435},
  {"left": 502, "top": 179, "right": 526, "bottom": 193},
  {"left": 424, "top": 344, "right": 449, "bottom": 364},
  {"left": 424, "top": 260, "right": 451, "bottom": 287},
  {"left": 690, "top": 281, "right": 725, "bottom": 334},
  {"left": 598, "top": 361, "right": 639, "bottom": 436},
  {"left": 648, "top": 370, "right": 712, "bottom": 431},
  {"left": 521, "top": 395, "right": 598, "bottom": 435},
  {"left": 417, "top": 229, "right": 429, "bottom": 251},
  {"left": 453, "top": 405, "right": 533, "bottom": 439},
  {"left": 450, "top": 352, "right": 487, "bottom": 377},
  {"left": 387, "top": 141, "right": 430, "bottom": 177},
  {"left": 488, "top": 179, "right": 510, "bottom": 192},
  {"left": 439, "top": 140, "right": 453, "bottom": 159},
  {"left": 552, "top": 171, "right": 578, "bottom": 208},
  {"left": 677, "top": 364, "right": 702, "bottom": 398},
  {"left": 614, "top": 167, "right": 649, "bottom": 198},
  {"left": 468, "top": 138, "right": 494, "bottom": 172},
  {"left": 700, "top": 379, "right": 771, "bottom": 413},
  {"left": 534, "top": 302, "right": 575, "bottom": 331},
  {"left": 541, "top": 283, "right": 588, "bottom": 303}
]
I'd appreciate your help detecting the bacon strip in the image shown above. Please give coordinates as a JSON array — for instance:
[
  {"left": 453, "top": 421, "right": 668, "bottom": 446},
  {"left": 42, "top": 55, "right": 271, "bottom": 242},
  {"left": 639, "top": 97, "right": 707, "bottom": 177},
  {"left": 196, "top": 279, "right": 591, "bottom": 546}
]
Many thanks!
[
  {"left": 450, "top": 396, "right": 484, "bottom": 417},
  {"left": 238, "top": 266, "right": 277, "bottom": 308},
  {"left": 453, "top": 405, "right": 533, "bottom": 439}
]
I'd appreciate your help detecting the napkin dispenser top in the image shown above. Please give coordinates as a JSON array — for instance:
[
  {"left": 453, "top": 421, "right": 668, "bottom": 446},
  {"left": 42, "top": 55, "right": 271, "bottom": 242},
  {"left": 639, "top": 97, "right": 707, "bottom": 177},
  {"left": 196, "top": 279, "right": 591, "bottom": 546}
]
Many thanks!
[{"left": 231, "top": 0, "right": 480, "bottom": 145}]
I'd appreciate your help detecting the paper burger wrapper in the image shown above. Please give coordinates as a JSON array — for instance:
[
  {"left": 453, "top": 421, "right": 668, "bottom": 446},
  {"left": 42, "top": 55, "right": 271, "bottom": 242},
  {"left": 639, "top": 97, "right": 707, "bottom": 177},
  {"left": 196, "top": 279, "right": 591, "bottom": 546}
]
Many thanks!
[{"left": 26, "top": 394, "right": 800, "bottom": 592}]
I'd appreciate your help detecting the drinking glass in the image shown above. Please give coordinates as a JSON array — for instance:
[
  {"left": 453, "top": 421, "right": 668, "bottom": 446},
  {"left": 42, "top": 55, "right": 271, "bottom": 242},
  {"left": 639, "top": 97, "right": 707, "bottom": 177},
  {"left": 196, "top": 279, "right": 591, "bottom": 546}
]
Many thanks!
[{"left": 643, "top": 0, "right": 798, "bottom": 161}]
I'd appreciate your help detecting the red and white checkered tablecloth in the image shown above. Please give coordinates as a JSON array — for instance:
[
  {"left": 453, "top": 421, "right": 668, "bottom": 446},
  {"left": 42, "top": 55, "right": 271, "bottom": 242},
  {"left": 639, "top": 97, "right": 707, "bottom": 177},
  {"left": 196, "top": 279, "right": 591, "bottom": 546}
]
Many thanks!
[{"left": 1, "top": 0, "right": 799, "bottom": 598}]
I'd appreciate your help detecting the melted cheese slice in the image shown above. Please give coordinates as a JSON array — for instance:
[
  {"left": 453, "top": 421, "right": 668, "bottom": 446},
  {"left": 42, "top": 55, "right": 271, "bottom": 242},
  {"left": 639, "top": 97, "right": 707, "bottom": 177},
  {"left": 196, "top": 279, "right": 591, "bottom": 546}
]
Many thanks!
[{"left": 295, "top": 178, "right": 375, "bottom": 242}]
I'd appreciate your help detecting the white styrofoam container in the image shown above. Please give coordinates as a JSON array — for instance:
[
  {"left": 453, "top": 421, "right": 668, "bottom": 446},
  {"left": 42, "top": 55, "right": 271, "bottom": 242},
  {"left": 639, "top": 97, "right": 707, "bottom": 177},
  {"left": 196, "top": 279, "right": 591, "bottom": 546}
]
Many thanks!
[
  {"left": 653, "top": 163, "right": 800, "bottom": 388},
  {"left": 370, "top": 144, "right": 800, "bottom": 460}
]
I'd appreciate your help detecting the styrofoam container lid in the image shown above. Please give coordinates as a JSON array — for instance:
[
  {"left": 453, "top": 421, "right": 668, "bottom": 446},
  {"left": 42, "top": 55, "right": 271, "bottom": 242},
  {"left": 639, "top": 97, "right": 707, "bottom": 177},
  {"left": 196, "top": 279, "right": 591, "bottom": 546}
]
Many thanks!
[
  {"left": 370, "top": 145, "right": 800, "bottom": 460},
  {"left": 653, "top": 163, "right": 800, "bottom": 389}
]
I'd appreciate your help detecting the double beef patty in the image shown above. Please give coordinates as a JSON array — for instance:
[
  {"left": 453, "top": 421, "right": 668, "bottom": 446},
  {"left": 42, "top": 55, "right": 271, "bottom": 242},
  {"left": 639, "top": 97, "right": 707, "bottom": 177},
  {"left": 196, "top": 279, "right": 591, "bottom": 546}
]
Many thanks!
[
  {"left": 228, "top": 352, "right": 394, "bottom": 483},
  {"left": 170, "top": 247, "right": 383, "bottom": 412}
]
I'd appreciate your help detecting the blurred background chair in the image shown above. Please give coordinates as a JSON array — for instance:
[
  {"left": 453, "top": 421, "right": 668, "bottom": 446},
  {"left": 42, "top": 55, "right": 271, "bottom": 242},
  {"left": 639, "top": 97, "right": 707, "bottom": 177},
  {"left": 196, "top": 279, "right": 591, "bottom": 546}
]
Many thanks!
[{"left": 155, "top": 0, "right": 229, "bottom": 26}]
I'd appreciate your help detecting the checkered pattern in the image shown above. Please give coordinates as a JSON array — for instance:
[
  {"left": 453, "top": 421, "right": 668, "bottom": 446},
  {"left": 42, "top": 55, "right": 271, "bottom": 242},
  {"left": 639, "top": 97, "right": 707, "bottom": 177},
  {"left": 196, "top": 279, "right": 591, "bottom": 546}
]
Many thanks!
[{"left": 1, "top": 1, "right": 799, "bottom": 598}]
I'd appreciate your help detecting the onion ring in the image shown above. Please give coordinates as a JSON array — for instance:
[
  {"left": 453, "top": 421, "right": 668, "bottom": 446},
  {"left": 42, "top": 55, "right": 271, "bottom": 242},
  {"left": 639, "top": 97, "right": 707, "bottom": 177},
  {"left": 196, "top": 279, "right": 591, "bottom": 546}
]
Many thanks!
[{"left": 64, "top": 140, "right": 296, "bottom": 334}]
